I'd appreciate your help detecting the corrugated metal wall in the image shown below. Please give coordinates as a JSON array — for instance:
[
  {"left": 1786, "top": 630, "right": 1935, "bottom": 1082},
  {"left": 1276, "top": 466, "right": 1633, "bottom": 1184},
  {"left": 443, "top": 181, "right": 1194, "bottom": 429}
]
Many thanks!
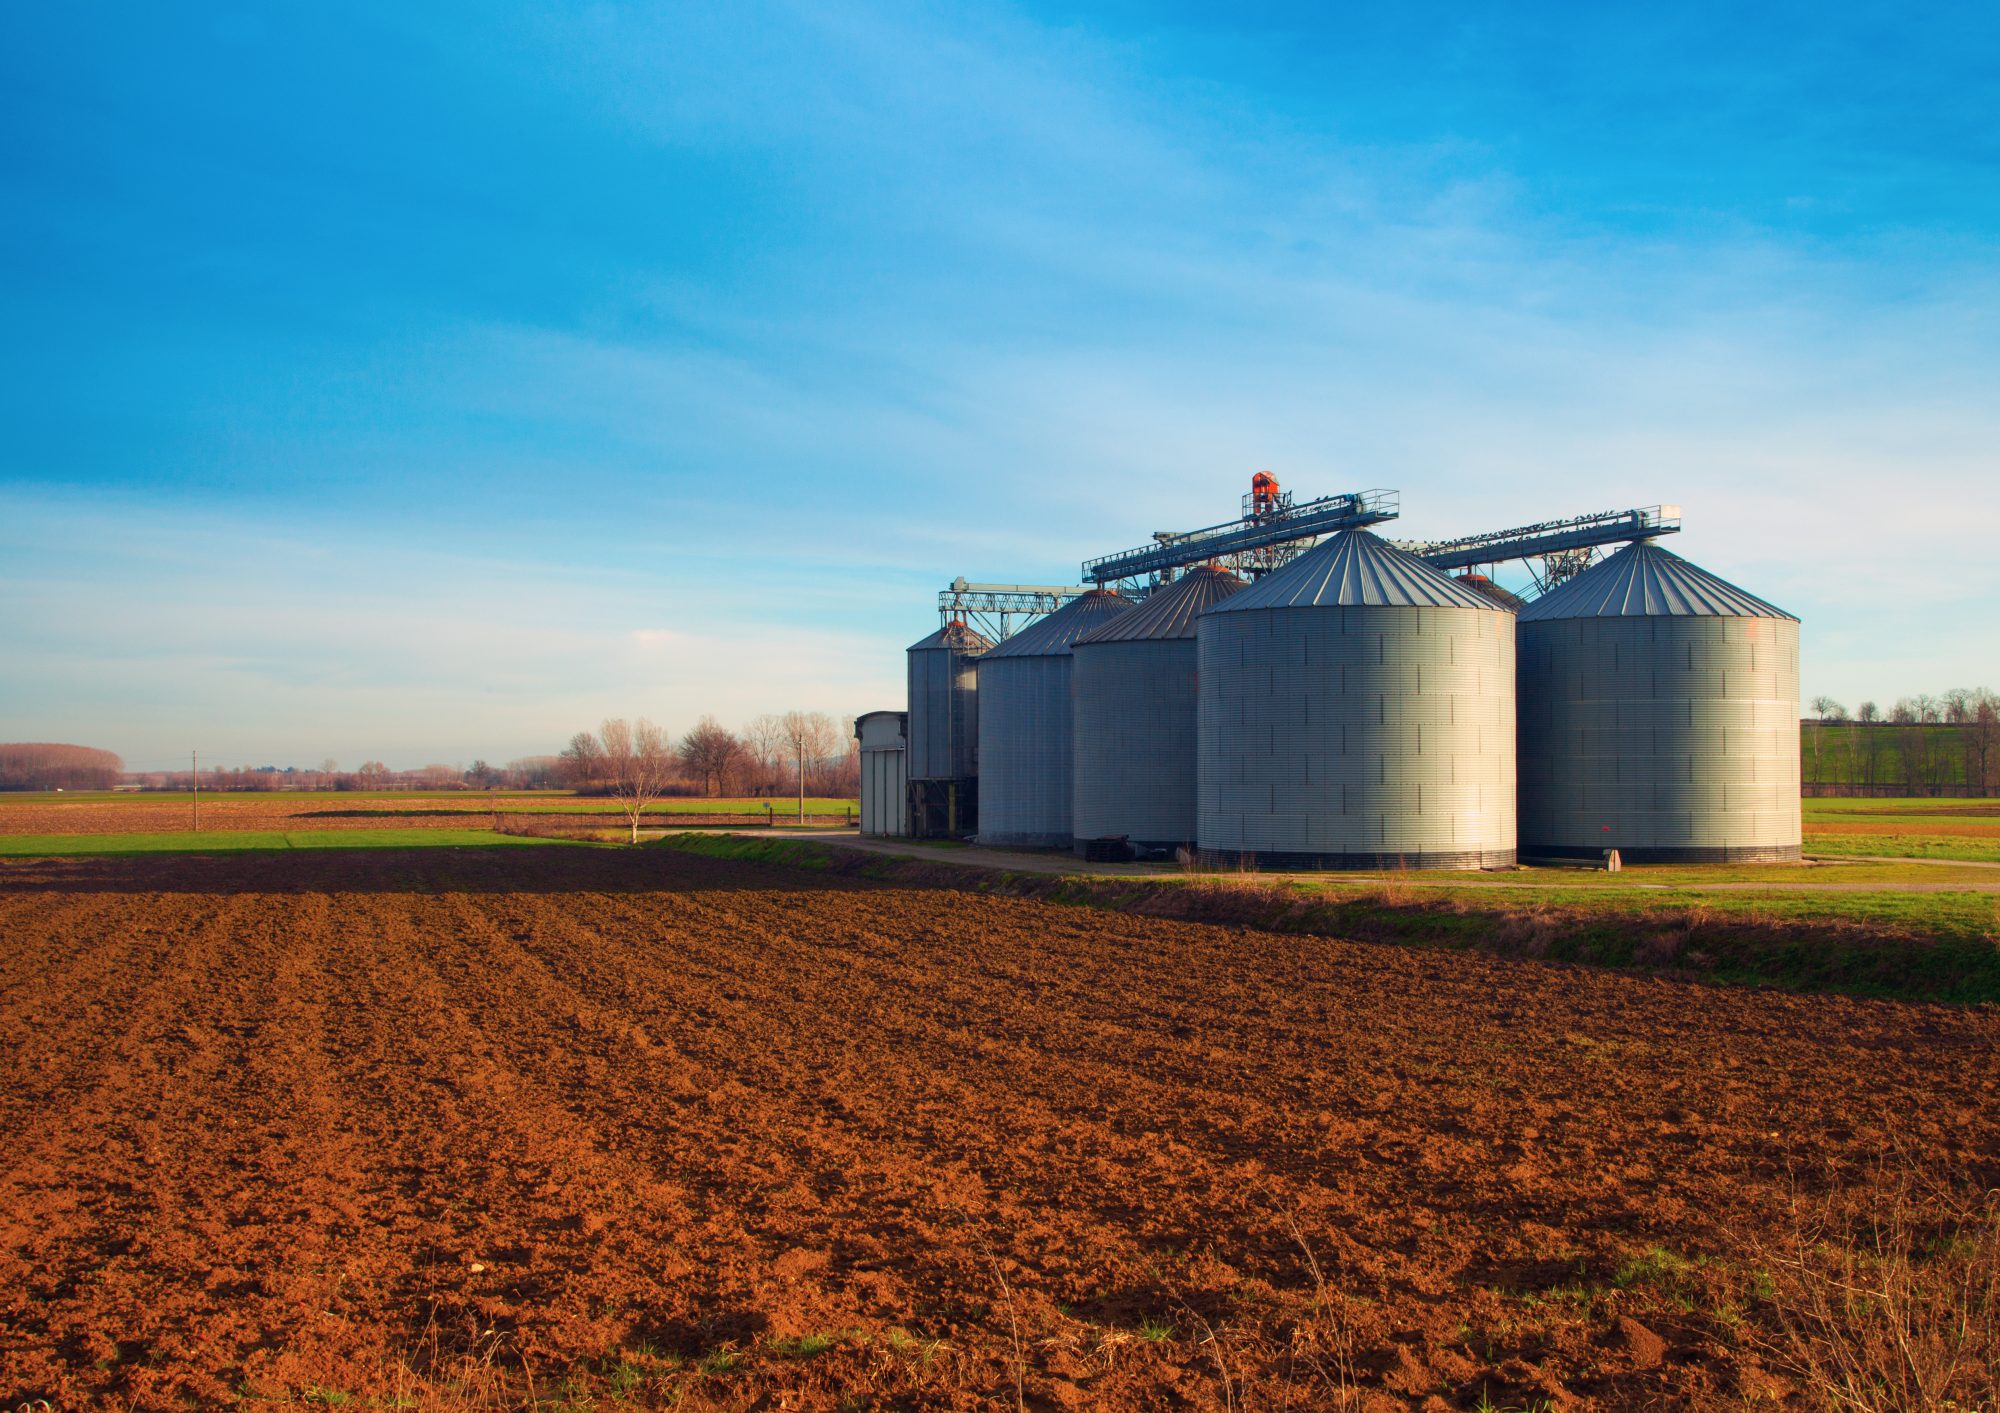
[
  {"left": 1197, "top": 605, "right": 1517, "bottom": 868},
  {"left": 906, "top": 640, "right": 981, "bottom": 780},
  {"left": 859, "top": 745, "right": 908, "bottom": 837},
  {"left": 1519, "top": 615, "right": 1801, "bottom": 861},
  {"left": 975, "top": 655, "right": 1077, "bottom": 848},
  {"left": 1072, "top": 638, "right": 1199, "bottom": 850}
]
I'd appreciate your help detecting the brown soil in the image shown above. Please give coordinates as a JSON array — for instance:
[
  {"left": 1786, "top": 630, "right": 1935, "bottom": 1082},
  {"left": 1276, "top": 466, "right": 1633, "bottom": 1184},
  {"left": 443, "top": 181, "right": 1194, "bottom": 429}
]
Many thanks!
[
  {"left": 1808, "top": 819, "right": 2000, "bottom": 838},
  {"left": 2, "top": 847, "right": 1995, "bottom": 1411}
]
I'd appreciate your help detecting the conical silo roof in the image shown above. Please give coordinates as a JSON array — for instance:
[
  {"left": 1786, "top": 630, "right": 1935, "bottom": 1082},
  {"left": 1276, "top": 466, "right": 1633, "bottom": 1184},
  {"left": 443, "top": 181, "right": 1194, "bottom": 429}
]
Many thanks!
[
  {"left": 1206, "top": 529, "right": 1502, "bottom": 614},
  {"left": 981, "top": 589, "right": 1131, "bottom": 659},
  {"left": 1518, "top": 542, "right": 1795, "bottom": 622},
  {"left": 1076, "top": 566, "right": 1244, "bottom": 644},
  {"left": 906, "top": 622, "right": 994, "bottom": 653}
]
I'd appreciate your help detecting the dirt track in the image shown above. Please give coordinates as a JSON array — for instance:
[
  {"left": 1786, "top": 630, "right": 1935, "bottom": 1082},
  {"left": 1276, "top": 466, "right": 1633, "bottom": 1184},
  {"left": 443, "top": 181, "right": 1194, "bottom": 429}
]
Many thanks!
[{"left": 2, "top": 846, "right": 1996, "bottom": 1411}]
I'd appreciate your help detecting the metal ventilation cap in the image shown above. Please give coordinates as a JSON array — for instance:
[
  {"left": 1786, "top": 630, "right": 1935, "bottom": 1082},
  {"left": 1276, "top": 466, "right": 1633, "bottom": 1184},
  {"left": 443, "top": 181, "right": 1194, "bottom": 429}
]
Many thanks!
[
  {"left": 980, "top": 588, "right": 1133, "bottom": 658},
  {"left": 1204, "top": 529, "right": 1505, "bottom": 613},
  {"left": 1075, "top": 566, "right": 1245, "bottom": 644},
  {"left": 1518, "top": 541, "right": 1796, "bottom": 622}
]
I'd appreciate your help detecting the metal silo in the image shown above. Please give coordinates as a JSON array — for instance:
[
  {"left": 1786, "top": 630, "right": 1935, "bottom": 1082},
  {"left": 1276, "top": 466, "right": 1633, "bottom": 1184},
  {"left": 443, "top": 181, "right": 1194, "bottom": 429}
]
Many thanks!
[
  {"left": 905, "top": 621, "right": 991, "bottom": 837},
  {"left": 1198, "top": 529, "right": 1517, "bottom": 869},
  {"left": 976, "top": 589, "right": 1132, "bottom": 848},
  {"left": 1072, "top": 567, "right": 1244, "bottom": 855},
  {"left": 1518, "top": 542, "right": 1801, "bottom": 863},
  {"left": 906, "top": 621, "right": 991, "bottom": 780}
]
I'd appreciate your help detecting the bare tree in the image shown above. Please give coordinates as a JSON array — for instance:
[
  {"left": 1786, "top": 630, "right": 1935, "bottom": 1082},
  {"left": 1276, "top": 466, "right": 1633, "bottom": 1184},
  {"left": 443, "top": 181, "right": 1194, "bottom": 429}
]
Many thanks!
[
  {"left": 356, "top": 760, "right": 390, "bottom": 789},
  {"left": 742, "top": 714, "right": 789, "bottom": 796},
  {"left": 1968, "top": 690, "right": 1999, "bottom": 797},
  {"left": 1916, "top": 696, "right": 1950, "bottom": 791},
  {"left": 776, "top": 711, "right": 846, "bottom": 813},
  {"left": 837, "top": 713, "right": 861, "bottom": 796},
  {"left": 559, "top": 731, "right": 604, "bottom": 790},
  {"left": 1807, "top": 698, "right": 1837, "bottom": 787},
  {"left": 596, "top": 718, "right": 676, "bottom": 843},
  {"left": 505, "top": 755, "right": 562, "bottom": 789},
  {"left": 1857, "top": 700, "right": 1880, "bottom": 724},
  {"left": 679, "top": 716, "right": 742, "bottom": 797}
]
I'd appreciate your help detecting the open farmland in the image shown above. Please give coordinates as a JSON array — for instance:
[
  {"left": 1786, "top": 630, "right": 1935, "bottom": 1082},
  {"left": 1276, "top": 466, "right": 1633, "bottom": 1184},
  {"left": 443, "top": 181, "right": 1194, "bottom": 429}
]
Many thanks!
[
  {"left": 3, "top": 846, "right": 1996, "bottom": 1411},
  {"left": 0, "top": 793, "right": 858, "bottom": 839},
  {"left": 1803, "top": 797, "right": 2000, "bottom": 863}
]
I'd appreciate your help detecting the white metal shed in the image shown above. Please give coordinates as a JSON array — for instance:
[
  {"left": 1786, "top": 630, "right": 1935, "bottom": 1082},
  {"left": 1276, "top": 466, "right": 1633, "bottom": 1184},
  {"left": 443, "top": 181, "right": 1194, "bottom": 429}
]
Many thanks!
[{"left": 854, "top": 710, "right": 910, "bottom": 838}]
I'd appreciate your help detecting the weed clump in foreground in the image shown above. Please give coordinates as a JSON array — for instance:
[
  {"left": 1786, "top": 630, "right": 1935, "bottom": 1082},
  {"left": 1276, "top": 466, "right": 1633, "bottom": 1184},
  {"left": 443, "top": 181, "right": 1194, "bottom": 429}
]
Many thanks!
[{"left": 1755, "top": 1165, "right": 2000, "bottom": 1411}]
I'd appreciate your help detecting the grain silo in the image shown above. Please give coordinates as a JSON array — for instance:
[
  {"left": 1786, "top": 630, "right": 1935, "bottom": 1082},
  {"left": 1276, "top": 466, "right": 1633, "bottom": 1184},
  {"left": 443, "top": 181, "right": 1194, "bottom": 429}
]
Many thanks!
[
  {"left": 1072, "top": 567, "right": 1244, "bottom": 856},
  {"left": 1517, "top": 541, "right": 1800, "bottom": 862},
  {"left": 976, "top": 590, "right": 1132, "bottom": 848},
  {"left": 906, "top": 621, "right": 991, "bottom": 781},
  {"left": 1198, "top": 529, "right": 1516, "bottom": 869}
]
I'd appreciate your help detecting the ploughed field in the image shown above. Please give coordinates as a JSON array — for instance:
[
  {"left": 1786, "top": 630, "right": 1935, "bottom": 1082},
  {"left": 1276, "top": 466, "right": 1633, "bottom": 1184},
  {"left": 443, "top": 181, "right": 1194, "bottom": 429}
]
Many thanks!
[
  {"left": 2, "top": 848, "right": 1996, "bottom": 1411},
  {"left": 0, "top": 795, "right": 852, "bottom": 836}
]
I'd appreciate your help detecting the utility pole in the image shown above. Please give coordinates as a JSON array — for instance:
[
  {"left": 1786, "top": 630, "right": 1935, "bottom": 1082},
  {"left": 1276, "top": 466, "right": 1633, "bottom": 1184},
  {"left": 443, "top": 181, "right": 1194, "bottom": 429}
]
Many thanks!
[
  {"left": 191, "top": 749, "right": 200, "bottom": 833},
  {"left": 797, "top": 732, "right": 805, "bottom": 824}
]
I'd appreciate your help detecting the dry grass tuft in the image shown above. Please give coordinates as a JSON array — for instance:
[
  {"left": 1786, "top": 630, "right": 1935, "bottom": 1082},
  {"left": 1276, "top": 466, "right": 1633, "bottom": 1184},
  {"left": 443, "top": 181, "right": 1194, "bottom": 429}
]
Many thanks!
[
  {"left": 1757, "top": 1164, "right": 2000, "bottom": 1412},
  {"left": 1280, "top": 1215, "right": 1366, "bottom": 1411}
]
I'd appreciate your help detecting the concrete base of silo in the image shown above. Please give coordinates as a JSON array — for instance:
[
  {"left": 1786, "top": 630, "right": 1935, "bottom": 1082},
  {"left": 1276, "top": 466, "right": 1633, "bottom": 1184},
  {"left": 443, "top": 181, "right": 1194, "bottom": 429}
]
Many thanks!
[
  {"left": 1195, "top": 847, "right": 1518, "bottom": 872},
  {"left": 975, "top": 832, "right": 1073, "bottom": 850},
  {"left": 1522, "top": 842, "right": 1802, "bottom": 865},
  {"left": 1074, "top": 836, "right": 1190, "bottom": 861}
]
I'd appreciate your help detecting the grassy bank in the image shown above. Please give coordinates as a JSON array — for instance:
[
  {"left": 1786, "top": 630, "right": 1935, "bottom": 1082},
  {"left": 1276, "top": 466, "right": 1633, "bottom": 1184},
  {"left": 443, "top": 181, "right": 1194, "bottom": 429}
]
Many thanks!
[{"left": 661, "top": 834, "right": 2000, "bottom": 1005}]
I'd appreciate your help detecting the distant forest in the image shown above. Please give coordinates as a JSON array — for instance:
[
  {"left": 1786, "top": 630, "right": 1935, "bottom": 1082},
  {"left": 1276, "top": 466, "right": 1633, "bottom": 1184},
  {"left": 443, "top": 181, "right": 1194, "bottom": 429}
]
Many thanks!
[
  {"left": 1802, "top": 689, "right": 2000, "bottom": 797},
  {"left": 0, "top": 743, "right": 123, "bottom": 792},
  {"left": 0, "top": 712, "right": 862, "bottom": 798}
]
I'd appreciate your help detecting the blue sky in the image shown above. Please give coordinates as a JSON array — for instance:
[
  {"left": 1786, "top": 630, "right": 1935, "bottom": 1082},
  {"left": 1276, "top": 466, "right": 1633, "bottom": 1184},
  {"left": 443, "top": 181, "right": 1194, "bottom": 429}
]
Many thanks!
[{"left": 4, "top": 2, "right": 1996, "bottom": 769}]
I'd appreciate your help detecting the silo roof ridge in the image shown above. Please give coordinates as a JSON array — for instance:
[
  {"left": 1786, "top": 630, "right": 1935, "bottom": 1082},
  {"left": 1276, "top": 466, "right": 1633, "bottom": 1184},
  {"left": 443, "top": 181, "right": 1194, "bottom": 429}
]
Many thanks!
[
  {"left": 981, "top": 589, "right": 1133, "bottom": 658},
  {"left": 1076, "top": 566, "right": 1245, "bottom": 643},
  {"left": 1517, "top": 541, "right": 1796, "bottom": 621},
  {"left": 1204, "top": 529, "right": 1506, "bottom": 613}
]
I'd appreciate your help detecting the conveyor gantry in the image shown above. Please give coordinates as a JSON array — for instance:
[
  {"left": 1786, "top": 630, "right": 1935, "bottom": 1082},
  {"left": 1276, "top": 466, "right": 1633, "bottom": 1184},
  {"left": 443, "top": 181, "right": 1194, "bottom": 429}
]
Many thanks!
[
  {"left": 1081, "top": 488, "right": 1399, "bottom": 587},
  {"left": 942, "top": 498, "right": 1682, "bottom": 640},
  {"left": 935, "top": 578, "right": 1091, "bottom": 640},
  {"left": 1404, "top": 505, "right": 1681, "bottom": 590}
]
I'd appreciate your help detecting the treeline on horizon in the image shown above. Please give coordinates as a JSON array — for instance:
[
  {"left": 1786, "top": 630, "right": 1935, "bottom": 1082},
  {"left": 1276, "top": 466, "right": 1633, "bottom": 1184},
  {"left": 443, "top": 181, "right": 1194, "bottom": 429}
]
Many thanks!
[
  {"left": 0, "top": 743, "right": 125, "bottom": 792},
  {"left": 0, "top": 712, "right": 863, "bottom": 798},
  {"left": 1802, "top": 687, "right": 1999, "bottom": 797}
]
